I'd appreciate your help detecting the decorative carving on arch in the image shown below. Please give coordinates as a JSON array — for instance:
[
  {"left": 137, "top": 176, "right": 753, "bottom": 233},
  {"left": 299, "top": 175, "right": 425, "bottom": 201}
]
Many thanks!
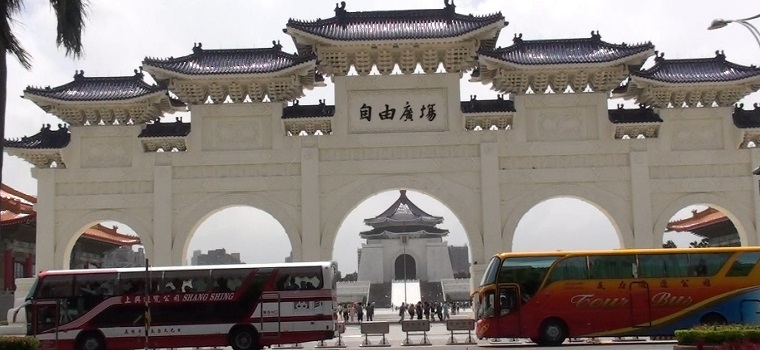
[
  {"left": 501, "top": 184, "right": 632, "bottom": 250},
  {"left": 57, "top": 209, "right": 153, "bottom": 270},
  {"left": 320, "top": 175, "right": 483, "bottom": 264},
  {"left": 173, "top": 192, "right": 302, "bottom": 265},
  {"left": 652, "top": 193, "right": 755, "bottom": 247}
]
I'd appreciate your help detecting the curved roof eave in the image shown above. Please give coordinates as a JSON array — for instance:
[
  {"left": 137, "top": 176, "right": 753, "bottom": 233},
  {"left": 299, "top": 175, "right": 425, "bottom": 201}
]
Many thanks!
[{"left": 142, "top": 59, "right": 318, "bottom": 81}]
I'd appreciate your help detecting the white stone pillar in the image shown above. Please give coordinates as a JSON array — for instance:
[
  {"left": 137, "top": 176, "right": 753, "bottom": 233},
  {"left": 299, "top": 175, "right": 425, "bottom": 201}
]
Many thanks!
[
  {"left": 480, "top": 142, "right": 502, "bottom": 261},
  {"left": 153, "top": 163, "right": 173, "bottom": 266},
  {"left": 630, "top": 149, "right": 654, "bottom": 248},
  {"left": 469, "top": 263, "right": 487, "bottom": 295},
  {"left": 31, "top": 168, "right": 56, "bottom": 272},
  {"left": 300, "top": 147, "right": 321, "bottom": 261},
  {"left": 751, "top": 148, "right": 760, "bottom": 246}
]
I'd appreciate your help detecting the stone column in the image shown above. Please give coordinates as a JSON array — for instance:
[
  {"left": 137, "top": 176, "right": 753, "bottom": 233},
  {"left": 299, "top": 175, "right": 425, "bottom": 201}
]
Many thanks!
[
  {"left": 3, "top": 250, "right": 13, "bottom": 290},
  {"left": 300, "top": 147, "right": 320, "bottom": 261},
  {"left": 32, "top": 168, "right": 56, "bottom": 272},
  {"left": 630, "top": 149, "right": 654, "bottom": 248},
  {"left": 480, "top": 142, "right": 502, "bottom": 260},
  {"left": 153, "top": 164, "right": 173, "bottom": 266},
  {"left": 24, "top": 255, "right": 34, "bottom": 277},
  {"left": 751, "top": 148, "right": 760, "bottom": 246}
]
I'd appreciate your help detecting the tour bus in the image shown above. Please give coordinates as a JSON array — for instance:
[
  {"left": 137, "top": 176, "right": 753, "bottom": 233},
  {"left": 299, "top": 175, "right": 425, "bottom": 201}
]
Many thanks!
[
  {"left": 23, "top": 261, "right": 338, "bottom": 350},
  {"left": 472, "top": 247, "right": 760, "bottom": 346}
]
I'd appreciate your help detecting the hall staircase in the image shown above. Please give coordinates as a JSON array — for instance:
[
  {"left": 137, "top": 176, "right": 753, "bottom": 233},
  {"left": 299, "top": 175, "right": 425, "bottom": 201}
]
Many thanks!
[
  {"left": 368, "top": 283, "right": 392, "bottom": 307},
  {"left": 420, "top": 281, "right": 444, "bottom": 302}
]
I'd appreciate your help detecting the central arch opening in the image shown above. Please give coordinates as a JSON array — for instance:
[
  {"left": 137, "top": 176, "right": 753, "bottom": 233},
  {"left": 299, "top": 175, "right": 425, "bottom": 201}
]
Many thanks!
[
  {"left": 332, "top": 189, "right": 472, "bottom": 307},
  {"left": 394, "top": 254, "right": 417, "bottom": 280}
]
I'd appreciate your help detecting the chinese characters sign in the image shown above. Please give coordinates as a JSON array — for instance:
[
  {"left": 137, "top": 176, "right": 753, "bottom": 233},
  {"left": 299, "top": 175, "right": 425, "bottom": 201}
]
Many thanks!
[{"left": 348, "top": 89, "right": 448, "bottom": 133}]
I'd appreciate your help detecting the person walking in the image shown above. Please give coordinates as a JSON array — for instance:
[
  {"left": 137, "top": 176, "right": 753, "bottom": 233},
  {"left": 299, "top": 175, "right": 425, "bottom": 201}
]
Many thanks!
[
  {"left": 357, "top": 303, "right": 364, "bottom": 323},
  {"left": 399, "top": 302, "right": 407, "bottom": 322},
  {"left": 366, "top": 301, "right": 375, "bottom": 321}
]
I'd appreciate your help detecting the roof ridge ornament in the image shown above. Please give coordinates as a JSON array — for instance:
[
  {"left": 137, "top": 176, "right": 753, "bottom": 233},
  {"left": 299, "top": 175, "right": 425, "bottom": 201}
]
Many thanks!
[
  {"left": 590, "top": 30, "right": 601, "bottom": 41},
  {"left": 513, "top": 33, "right": 523, "bottom": 45},
  {"left": 654, "top": 50, "right": 665, "bottom": 63},
  {"left": 335, "top": 1, "right": 347, "bottom": 18},
  {"left": 73, "top": 70, "right": 85, "bottom": 81},
  {"left": 715, "top": 50, "right": 726, "bottom": 60},
  {"left": 133, "top": 66, "right": 144, "bottom": 78},
  {"left": 272, "top": 40, "right": 282, "bottom": 51},
  {"left": 192, "top": 42, "right": 203, "bottom": 54},
  {"left": 444, "top": 0, "right": 456, "bottom": 13}
]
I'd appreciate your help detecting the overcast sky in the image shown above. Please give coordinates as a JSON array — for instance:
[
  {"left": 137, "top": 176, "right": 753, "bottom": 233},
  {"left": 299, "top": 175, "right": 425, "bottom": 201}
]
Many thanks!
[{"left": 4, "top": 0, "right": 759, "bottom": 273}]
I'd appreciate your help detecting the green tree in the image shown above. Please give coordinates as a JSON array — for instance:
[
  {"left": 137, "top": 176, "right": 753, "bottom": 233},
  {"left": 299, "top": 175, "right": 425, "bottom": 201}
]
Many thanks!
[
  {"left": 1, "top": 0, "right": 89, "bottom": 185},
  {"left": 662, "top": 240, "right": 677, "bottom": 248},
  {"left": 689, "top": 238, "right": 710, "bottom": 248}
]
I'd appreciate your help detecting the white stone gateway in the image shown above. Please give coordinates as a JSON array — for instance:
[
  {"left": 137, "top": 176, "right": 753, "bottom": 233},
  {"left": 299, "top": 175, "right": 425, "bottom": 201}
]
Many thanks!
[{"left": 6, "top": 2, "right": 760, "bottom": 294}]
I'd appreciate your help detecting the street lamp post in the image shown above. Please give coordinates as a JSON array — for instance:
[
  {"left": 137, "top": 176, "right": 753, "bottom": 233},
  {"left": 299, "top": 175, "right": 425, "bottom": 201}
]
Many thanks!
[{"left": 708, "top": 14, "right": 760, "bottom": 51}]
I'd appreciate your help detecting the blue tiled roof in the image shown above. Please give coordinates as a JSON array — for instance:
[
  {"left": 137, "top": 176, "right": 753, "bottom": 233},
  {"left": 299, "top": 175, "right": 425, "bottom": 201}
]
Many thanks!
[
  {"left": 461, "top": 95, "right": 515, "bottom": 113},
  {"left": 608, "top": 105, "right": 662, "bottom": 124},
  {"left": 285, "top": 1, "right": 505, "bottom": 43},
  {"left": 138, "top": 119, "right": 191, "bottom": 138},
  {"left": 733, "top": 103, "right": 760, "bottom": 129},
  {"left": 282, "top": 100, "right": 335, "bottom": 119},
  {"left": 4, "top": 124, "right": 70, "bottom": 149},
  {"left": 143, "top": 42, "right": 316, "bottom": 76},
  {"left": 479, "top": 32, "right": 654, "bottom": 66},
  {"left": 24, "top": 70, "right": 164, "bottom": 102},
  {"left": 632, "top": 51, "right": 760, "bottom": 84}
]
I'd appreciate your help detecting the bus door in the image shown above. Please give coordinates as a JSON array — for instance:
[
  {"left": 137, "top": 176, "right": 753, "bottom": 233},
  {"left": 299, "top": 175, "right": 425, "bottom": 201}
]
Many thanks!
[
  {"left": 31, "top": 300, "right": 60, "bottom": 350},
  {"left": 259, "top": 292, "right": 281, "bottom": 338},
  {"left": 496, "top": 283, "right": 522, "bottom": 336},
  {"left": 739, "top": 299, "right": 760, "bottom": 325},
  {"left": 629, "top": 281, "right": 651, "bottom": 327}
]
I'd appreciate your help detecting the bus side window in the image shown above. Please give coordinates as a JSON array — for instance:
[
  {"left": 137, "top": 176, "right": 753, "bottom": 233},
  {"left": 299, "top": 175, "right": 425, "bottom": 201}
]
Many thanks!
[
  {"left": 589, "top": 255, "right": 636, "bottom": 279},
  {"left": 211, "top": 268, "right": 254, "bottom": 293},
  {"left": 36, "top": 275, "right": 74, "bottom": 298},
  {"left": 547, "top": 256, "right": 588, "bottom": 284},
  {"left": 726, "top": 252, "right": 760, "bottom": 277},
  {"left": 639, "top": 254, "right": 690, "bottom": 278},
  {"left": 688, "top": 253, "right": 732, "bottom": 277},
  {"left": 276, "top": 267, "right": 323, "bottom": 290}
]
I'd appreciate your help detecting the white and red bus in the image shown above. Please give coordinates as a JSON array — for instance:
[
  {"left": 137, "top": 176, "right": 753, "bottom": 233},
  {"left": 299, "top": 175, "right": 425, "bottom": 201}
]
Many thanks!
[{"left": 24, "top": 261, "right": 338, "bottom": 350}]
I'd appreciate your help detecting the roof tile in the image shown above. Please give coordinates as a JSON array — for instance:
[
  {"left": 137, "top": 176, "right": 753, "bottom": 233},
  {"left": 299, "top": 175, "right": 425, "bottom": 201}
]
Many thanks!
[
  {"left": 143, "top": 41, "right": 316, "bottom": 76},
  {"left": 733, "top": 103, "right": 760, "bottom": 128},
  {"left": 632, "top": 51, "right": 760, "bottom": 84},
  {"left": 24, "top": 70, "right": 165, "bottom": 102},
  {"left": 4, "top": 124, "right": 71, "bottom": 149},
  {"left": 286, "top": 1, "right": 505, "bottom": 42},
  {"left": 608, "top": 105, "right": 662, "bottom": 124},
  {"left": 461, "top": 95, "right": 515, "bottom": 113},
  {"left": 479, "top": 32, "right": 654, "bottom": 66}
]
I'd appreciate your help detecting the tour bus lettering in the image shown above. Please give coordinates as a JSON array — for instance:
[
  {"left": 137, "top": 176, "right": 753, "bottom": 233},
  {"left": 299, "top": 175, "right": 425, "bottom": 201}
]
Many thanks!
[
  {"left": 570, "top": 294, "right": 629, "bottom": 308},
  {"left": 651, "top": 292, "right": 693, "bottom": 307}
]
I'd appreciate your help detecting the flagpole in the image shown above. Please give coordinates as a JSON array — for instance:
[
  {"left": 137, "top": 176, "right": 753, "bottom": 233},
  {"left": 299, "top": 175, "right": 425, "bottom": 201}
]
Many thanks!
[{"left": 144, "top": 258, "right": 150, "bottom": 350}]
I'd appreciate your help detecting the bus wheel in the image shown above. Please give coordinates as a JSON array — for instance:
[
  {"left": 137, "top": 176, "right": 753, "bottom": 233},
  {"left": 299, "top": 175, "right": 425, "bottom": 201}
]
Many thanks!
[
  {"left": 76, "top": 331, "right": 105, "bottom": 350},
  {"left": 230, "top": 326, "right": 260, "bottom": 350},
  {"left": 539, "top": 319, "right": 567, "bottom": 347},
  {"left": 700, "top": 312, "right": 727, "bottom": 325}
]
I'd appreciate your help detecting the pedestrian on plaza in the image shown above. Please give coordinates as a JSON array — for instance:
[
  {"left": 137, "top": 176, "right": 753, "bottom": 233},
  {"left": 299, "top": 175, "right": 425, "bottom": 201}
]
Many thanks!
[
  {"left": 409, "top": 302, "right": 415, "bottom": 318},
  {"left": 436, "top": 302, "right": 443, "bottom": 321},
  {"left": 399, "top": 302, "right": 407, "bottom": 322},
  {"left": 357, "top": 302, "right": 364, "bottom": 323},
  {"left": 366, "top": 301, "right": 375, "bottom": 321},
  {"left": 443, "top": 302, "right": 450, "bottom": 320},
  {"left": 341, "top": 304, "right": 349, "bottom": 323},
  {"left": 423, "top": 302, "right": 431, "bottom": 320},
  {"left": 416, "top": 302, "right": 423, "bottom": 320},
  {"left": 349, "top": 303, "right": 356, "bottom": 323}
]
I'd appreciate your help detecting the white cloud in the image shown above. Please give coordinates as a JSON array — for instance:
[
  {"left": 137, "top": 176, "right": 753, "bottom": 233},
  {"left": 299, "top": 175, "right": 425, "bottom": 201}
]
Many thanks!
[{"left": 4, "top": 0, "right": 757, "bottom": 273}]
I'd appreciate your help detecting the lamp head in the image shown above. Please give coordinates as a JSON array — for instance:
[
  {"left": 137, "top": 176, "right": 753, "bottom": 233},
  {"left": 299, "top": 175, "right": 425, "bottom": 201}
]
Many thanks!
[{"left": 708, "top": 18, "right": 731, "bottom": 30}]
